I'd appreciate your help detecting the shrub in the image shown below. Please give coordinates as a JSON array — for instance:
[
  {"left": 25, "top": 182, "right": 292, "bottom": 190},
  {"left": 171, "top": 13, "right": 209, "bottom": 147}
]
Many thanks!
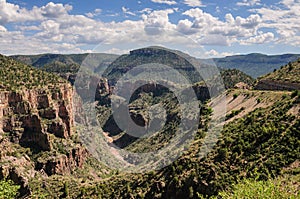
[
  {"left": 257, "top": 98, "right": 262, "bottom": 103},
  {"left": 291, "top": 90, "right": 300, "bottom": 98},
  {"left": 288, "top": 62, "right": 293, "bottom": 71},
  {"left": 0, "top": 180, "right": 20, "bottom": 199},
  {"left": 63, "top": 182, "right": 69, "bottom": 198},
  {"left": 282, "top": 94, "right": 288, "bottom": 99},
  {"left": 188, "top": 186, "right": 194, "bottom": 198}
]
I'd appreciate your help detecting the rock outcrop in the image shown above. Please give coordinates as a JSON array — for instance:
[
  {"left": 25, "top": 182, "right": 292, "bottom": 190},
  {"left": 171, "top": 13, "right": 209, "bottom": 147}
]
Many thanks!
[
  {"left": 0, "top": 138, "right": 34, "bottom": 197},
  {"left": 255, "top": 79, "right": 300, "bottom": 91},
  {"left": 0, "top": 83, "right": 90, "bottom": 181},
  {"left": 234, "top": 82, "right": 251, "bottom": 90},
  {"left": 95, "top": 78, "right": 112, "bottom": 105},
  {"left": 36, "top": 146, "right": 88, "bottom": 176},
  {"left": 0, "top": 84, "right": 73, "bottom": 151}
]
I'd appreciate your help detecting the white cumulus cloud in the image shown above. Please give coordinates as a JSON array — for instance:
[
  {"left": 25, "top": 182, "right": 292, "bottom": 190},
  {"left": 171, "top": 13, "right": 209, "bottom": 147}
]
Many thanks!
[
  {"left": 0, "top": 0, "right": 42, "bottom": 24},
  {"left": 237, "top": 0, "right": 261, "bottom": 6},
  {"left": 183, "top": 0, "right": 204, "bottom": 7},
  {"left": 41, "top": 2, "right": 72, "bottom": 18},
  {"left": 151, "top": 0, "right": 177, "bottom": 5},
  {"left": 143, "top": 9, "right": 175, "bottom": 35},
  {"left": 241, "top": 32, "right": 274, "bottom": 45}
]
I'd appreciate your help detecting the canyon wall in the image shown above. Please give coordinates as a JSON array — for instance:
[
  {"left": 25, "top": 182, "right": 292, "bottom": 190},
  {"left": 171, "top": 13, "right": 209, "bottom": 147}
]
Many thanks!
[
  {"left": 0, "top": 83, "right": 88, "bottom": 196},
  {"left": 0, "top": 84, "right": 73, "bottom": 150}
]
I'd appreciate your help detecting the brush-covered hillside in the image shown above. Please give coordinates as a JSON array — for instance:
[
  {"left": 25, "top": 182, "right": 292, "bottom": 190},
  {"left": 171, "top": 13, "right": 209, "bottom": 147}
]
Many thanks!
[
  {"left": 29, "top": 66, "right": 300, "bottom": 199},
  {"left": 256, "top": 58, "right": 300, "bottom": 91},
  {"left": 12, "top": 51, "right": 300, "bottom": 79},
  {"left": 36, "top": 47, "right": 298, "bottom": 198},
  {"left": 261, "top": 58, "right": 300, "bottom": 83},
  {"left": 0, "top": 54, "right": 66, "bottom": 90}
]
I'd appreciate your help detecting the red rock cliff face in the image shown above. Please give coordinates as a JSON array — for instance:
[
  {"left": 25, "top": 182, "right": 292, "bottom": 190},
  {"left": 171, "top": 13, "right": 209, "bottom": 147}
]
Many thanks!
[
  {"left": 0, "top": 84, "right": 73, "bottom": 150},
  {"left": 0, "top": 83, "right": 89, "bottom": 196}
]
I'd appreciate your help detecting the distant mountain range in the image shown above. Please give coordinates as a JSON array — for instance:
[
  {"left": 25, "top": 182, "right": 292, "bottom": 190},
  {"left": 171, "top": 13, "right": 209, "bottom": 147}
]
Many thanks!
[
  {"left": 11, "top": 52, "right": 300, "bottom": 79},
  {"left": 209, "top": 53, "right": 300, "bottom": 78}
]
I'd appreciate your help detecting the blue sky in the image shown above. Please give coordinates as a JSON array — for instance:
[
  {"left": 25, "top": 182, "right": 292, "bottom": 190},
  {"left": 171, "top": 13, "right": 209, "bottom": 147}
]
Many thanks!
[{"left": 1, "top": 0, "right": 300, "bottom": 57}]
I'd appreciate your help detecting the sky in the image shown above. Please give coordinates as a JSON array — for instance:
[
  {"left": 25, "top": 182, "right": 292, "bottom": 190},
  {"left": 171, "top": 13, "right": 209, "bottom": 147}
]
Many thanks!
[{"left": 0, "top": 0, "right": 300, "bottom": 58}]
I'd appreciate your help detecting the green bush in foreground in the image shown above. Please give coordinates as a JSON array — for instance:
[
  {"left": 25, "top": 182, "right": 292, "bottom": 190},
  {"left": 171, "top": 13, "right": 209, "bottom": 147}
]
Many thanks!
[
  {"left": 217, "top": 178, "right": 299, "bottom": 199},
  {"left": 0, "top": 180, "right": 20, "bottom": 199}
]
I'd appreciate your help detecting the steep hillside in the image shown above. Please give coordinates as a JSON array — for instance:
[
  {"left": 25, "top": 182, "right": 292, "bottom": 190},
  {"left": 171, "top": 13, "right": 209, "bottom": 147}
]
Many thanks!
[
  {"left": 101, "top": 89, "right": 298, "bottom": 198},
  {"left": 209, "top": 53, "right": 300, "bottom": 78},
  {"left": 100, "top": 46, "right": 251, "bottom": 93},
  {"left": 11, "top": 49, "right": 254, "bottom": 90},
  {"left": 0, "top": 54, "right": 66, "bottom": 90},
  {"left": 0, "top": 54, "right": 97, "bottom": 197},
  {"left": 256, "top": 58, "right": 300, "bottom": 91}
]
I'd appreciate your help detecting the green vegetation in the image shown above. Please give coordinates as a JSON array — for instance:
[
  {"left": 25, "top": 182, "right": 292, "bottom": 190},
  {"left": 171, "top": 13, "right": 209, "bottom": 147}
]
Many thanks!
[
  {"left": 0, "top": 54, "right": 66, "bottom": 90},
  {"left": 218, "top": 174, "right": 299, "bottom": 199},
  {"left": 0, "top": 180, "right": 20, "bottom": 199},
  {"left": 11, "top": 50, "right": 300, "bottom": 79},
  {"left": 221, "top": 69, "right": 255, "bottom": 89},
  {"left": 260, "top": 58, "right": 300, "bottom": 83},
  {"left": 102, "top": 47, "right": 205, "bottom": 85},
  {"left": 225, "top": 107, "right": 245, "bottom": 120},
  {"left": 256, "top": 97, "right": 262, "bottom": 103},
  {"left": 219, "top": 179, "right": 300, "bottom": 199},
  {"left": 233, "top": 93, "right": 239, "bottom": 99}
]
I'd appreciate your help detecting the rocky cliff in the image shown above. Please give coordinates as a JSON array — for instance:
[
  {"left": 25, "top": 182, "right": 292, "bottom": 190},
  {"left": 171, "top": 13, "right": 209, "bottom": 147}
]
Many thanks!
[
  {"left": 0, "top": 54, "right": 89, "bottom": 197},
  {"left": 0, "top": 83, "right": 89, "bottom": 195},
  {"left": 0, "top": 84, "right": 73, "bottom": 150}
]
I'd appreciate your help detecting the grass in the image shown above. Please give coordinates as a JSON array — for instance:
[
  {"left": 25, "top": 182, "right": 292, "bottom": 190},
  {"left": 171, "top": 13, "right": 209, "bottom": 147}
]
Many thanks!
[{"left": 217, "top": 173, "right": 300, "bottom": 199}]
